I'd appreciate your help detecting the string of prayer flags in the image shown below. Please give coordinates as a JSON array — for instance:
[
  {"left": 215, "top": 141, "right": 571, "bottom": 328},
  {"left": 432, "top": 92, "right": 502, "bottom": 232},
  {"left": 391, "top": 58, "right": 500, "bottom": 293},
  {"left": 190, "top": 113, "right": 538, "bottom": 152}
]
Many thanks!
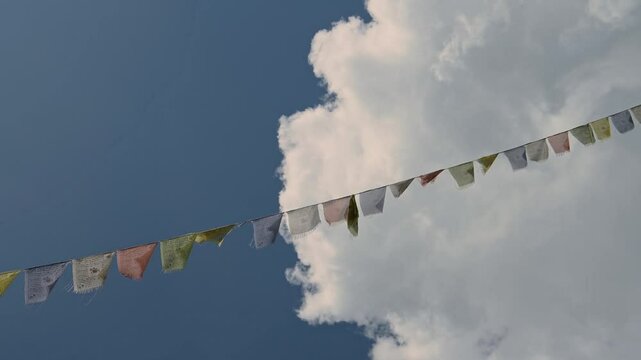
[
  {"left": 419, "top": 170, "right": 443, "bottom": 186},
  {"left": 1, "top": 102, "right": 639, "bottom": 306},
  {"left": 389, "top": 178, "right": 413, "bottom": 198},
  {"left": 160, "top": 235, "right": 195, "bottom": 272},
  {"left": 631, "top": 106, "right": 641, "bottom": 123},
  {"left": 323, "top": 197, "right": 351, "bottom": 224},
  {"left": 0, "top": 270, "right": 20, "bottom": 296},
  {"left": 570, "top": 125, "right": 595, "bottom": 145},
  {"left": 448, "top": 162, "right": 474, "bottom": 188},
  {"left": 72, "top": 253, "right": 115, "bottom": 294},
  {"left": 347, "top": 195, "right": 359, "bottom": 236},
  {"left": 526, "top": 139, "right": 549, "bottom": 162},
  {"left": 252, "top": 213, "right": 283, "bottom": 249},
  {"left": 194, "top": 224, "right": 237, "bottom": 246},
  {"left": 359, "top": 187, "right": 386, "bottom": 216},
  {"left": 117, "top": 243, "right": 157, "bottom": 280},
  {"left": 477, "top": 154, "right": 498, "bottom": 174},
  {"left": 287, "top": 205, "right": 321, "bottom": 236},
  {"left": 590, "top": 118, "right": 611, "bottom": 141},
  {"left": 548, "top": 132, "right": 570, "bottom": 155},
  {"left": 610, "top": 110, "right": 634, "bottom": 134},
  {"left": 504, "top": 146, "right": 527, "bottom": 170},
  {"left": 25, "top": 262, "right": 68, "bottom": 304}
]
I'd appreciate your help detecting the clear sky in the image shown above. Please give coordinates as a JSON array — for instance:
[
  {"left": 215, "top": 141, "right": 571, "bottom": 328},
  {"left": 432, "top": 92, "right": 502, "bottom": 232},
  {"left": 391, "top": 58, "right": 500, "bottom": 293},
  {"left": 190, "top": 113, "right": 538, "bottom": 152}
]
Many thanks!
[{"left": 0, "top": 1, "right": 373, "bottom": 359}]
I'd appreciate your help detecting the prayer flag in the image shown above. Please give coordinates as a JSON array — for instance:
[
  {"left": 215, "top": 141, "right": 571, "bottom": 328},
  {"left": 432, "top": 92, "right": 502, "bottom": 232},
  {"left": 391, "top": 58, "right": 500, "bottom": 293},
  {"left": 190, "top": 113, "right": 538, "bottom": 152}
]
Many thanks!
[
  {"left": 194, "top": 224, "right": 236, "bottom": 246},
  {"left": 477, "top": 154, "right": 498, "bottom": 174},
  {"left": 347, "top": 195, "right": 359, "bottom": 236},
  {"left": 359, "top": 187, "right": 386, "bottom": 216},
  {"left": 419, "top": 170, "right": 443, "bottom": 186},
  {"left": 160, "top": 235, "right": 196, "bottom": 272},
  {"left": 252, "top": 213, "right": 283, "bottom": 249},
  {"left": 0, "top": 270, "right": 20, "bottom": 297},
  {"left": 323, "top": 197, "right": 351, "bottom": 224},
  {"left": 287, "top": 205, "right": 321, "bottom": 236},
  {"left": 504, "top": 146, "right": 527, "bottom": 170},
  {"left": 570, "top": 125, "right": 595, "bottom": 145},
  {"left": 526, "top": 139, "right": 549, "bottom": 162},
  {"left": 631, "top": 105, "right": 641, "bottom": 123},
  {"left": 547, "top": 132, "right": 570, "bottom": 154},
  {"left": 610, "top": 110, "right": 634, "bottom": 134},
  {"left": 25, "top": 262, "right": 68, "bottom": 304},
  {"left": 72, "top": 252, "right": 115, "bottom": 294},
  {"left": 448, "top": 162, "right": 474, "bottom": 187},
  {"left": 389, "top": 179, "right": 413, "bottom": 198},
  {"left": 117, "top": 243, "right": 157, "bottom": 280},
  {"left": 590, "top": 118, "right": 611, "bottom": 141}
]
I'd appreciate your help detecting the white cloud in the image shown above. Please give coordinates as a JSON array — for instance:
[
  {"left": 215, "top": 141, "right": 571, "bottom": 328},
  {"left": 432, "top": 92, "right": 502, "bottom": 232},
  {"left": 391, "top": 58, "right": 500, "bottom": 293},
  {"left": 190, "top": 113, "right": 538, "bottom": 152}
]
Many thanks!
[{"left": 278, "top": 1, "right": 641, "bottom": 359}]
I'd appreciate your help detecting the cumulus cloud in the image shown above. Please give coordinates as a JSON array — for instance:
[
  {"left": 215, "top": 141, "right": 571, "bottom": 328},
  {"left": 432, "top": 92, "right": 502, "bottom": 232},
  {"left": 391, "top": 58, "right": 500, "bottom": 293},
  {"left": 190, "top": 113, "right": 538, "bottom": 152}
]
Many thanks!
[{"left": 278, "top": 1, "right": 641, "bottom": 359}]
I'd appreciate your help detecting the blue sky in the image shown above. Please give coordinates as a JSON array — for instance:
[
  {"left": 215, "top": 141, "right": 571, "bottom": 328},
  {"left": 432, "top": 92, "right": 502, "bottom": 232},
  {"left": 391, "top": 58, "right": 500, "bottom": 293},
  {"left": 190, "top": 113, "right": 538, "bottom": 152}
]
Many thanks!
[{"left": 0, "top": 1, "right": 373, "bottom": 359}]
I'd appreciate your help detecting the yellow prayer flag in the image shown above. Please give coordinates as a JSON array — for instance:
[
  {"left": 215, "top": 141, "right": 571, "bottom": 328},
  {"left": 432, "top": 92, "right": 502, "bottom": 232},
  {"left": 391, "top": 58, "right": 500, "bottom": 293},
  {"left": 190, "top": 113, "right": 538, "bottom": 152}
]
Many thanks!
[
  {"left": 590, "top": 118, "right": 611, "bottom": 141},
  {"left": 477, "top": 154, "right": 498, "bottom": 174},
  {"left": 0, "top": 270, "right": 21, "bottom": 296},
  {"left": 194, "top": 224, "right": 236, "bottom": 246}
]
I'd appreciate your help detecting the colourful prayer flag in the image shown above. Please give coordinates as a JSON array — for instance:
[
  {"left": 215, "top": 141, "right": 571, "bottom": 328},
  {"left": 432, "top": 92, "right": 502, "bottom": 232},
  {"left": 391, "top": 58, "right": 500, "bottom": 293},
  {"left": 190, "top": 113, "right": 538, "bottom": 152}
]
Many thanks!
[
  {"left": 160, "top": 235, "right": 196, "bottom": 272},
  {"left": 389, "top": 179, "right": 413, "bottom": 198},
  {"left": 287, "top": 205, "right": 321, "bottom": 236},
  {"left": 448, "top": 162, "right": 474, "bottom": 188},
  {"left": 525, "top": 139, "right": 549, "bottom": 162},
  {"left": 590, "top": 118, "right": 611, "bottom": 141},
  {"left": 117, "top": 243, "right": 157, "bottom": 280},
  {"left": 251, "top": 213, "right": 283, "bottom": 249},
  {"left": 547, "top": 132, "right": 570, "bottom": 155},
  {"left": 419, "top": 170, "right": 443, "bottom": 186},
  {"left": 359, "top": 187, "right": 386, "bottom": 216},
  {"left": 323, "top": 197, "right": 351, "bottom": 224},
  {"left": 610, "top": 110, "right": 634, "bottom": 134},
  {"left": 194, "top": 224, "right": 236, "bottom": 246},
  {"left": 570, "top": 125, "right": 595, "bottom": 145},
  {"left": 0, "top": 270, "right": 20, "bottom": 297},
  {"left": 25, "top": 262, "right": 68, "bottom": 304},
  {"left": 72, "top": 252, "right": 115, "bottom": 294},
  {"left": 347, "top": 195, "right": 359, "bottom": 236},
  {"left": 477, "top": 154, "right": 498, "bottom": 174},
  {"left": 631, "top": 105, "right": 641, "bottom": 123},
  {"left": 504, "top": 146, "right": 527, "bottom": 171}
]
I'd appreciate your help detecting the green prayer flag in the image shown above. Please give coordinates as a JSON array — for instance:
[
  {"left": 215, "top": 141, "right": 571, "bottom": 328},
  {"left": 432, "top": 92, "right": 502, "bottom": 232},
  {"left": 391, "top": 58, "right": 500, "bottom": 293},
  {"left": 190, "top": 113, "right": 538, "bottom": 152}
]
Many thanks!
[
  {"left": 194, "top": 224, "right": 236, "bottom": 246},
  {"left": 477, "top": 154, "right": 498, "bottom": 174},
  {"left": 160, "top": 235, "right": 196, "bottom": 272},
  {"left": 347, "top": 195, "right": 359, "bottom": 237},
  {"left": 0, "top": 270, "right": 20, "bottom": 296},
  {"left": 570, "top": 125, "right": 595, "bottom": 145},
  {"left": 590, "top": 118, "right": 611, "bottom": 141}
]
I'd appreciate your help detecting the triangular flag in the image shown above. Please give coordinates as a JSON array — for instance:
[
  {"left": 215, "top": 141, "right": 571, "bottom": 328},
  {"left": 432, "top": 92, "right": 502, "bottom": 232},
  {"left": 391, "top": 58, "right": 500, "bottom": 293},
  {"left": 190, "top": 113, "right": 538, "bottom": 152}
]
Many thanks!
[
  {"left": 117, "top": 243, "right": 157, "bottom": 280},
  {"left": 0, "top": 270, "right": 20, "bottom": 297},
  {"left": 547, "top": 132, "right": 570, "bottom": 155},
  {"left": 287, "top": 205, "right": 321, "bottom": 236},
  {"left": 610, "top": 110, "right": 634, "bottom": 134},
  {"left": 323, "top": 197, "right": 351, "bottom": 224},
  {"left": 570, "top": 125, "right": 595, "bottom": 145},
  {"left": 72, "top": 252, "right": 115, "bottom": 294},
  {"left": 25, "top": 262, "right": 68, "bottom": 304},
  {"left": 160, "top": 235, "right": 196, "bottom": 272},
  {"left": 419, "top": 169, "right": 443, "bottom": 186},
  {"left": 525, "top": 139, "right": 549, "bottom": 162},
  {"left": 194, "top": 224, "right": 236, "bottom": 246},
  {"left": 477, "top": 154, "right": 498, "bottom": 174},
  {"left": 503, "top": 146, "right": 527, "bottom": 171},
  {"left": 448, "top": 162, "right": 474, "bottom": 188},
  {"left": 590, "top": 118, "right": 611, "bottom": 141},
  {"left": 631, "top": 105, "right": 641, "bottom": 123},
  {"left": 389, "top": 178, "right": 413, "bottom": 198},
  {"left": 359, "top": 187, "right": 386, "bottom": 216},
  {"left": 251, "top": 213, "right": 283, "bottom": 249},
  {"left": 347, "top": 195, "right": 359, "bottom": 236}
]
